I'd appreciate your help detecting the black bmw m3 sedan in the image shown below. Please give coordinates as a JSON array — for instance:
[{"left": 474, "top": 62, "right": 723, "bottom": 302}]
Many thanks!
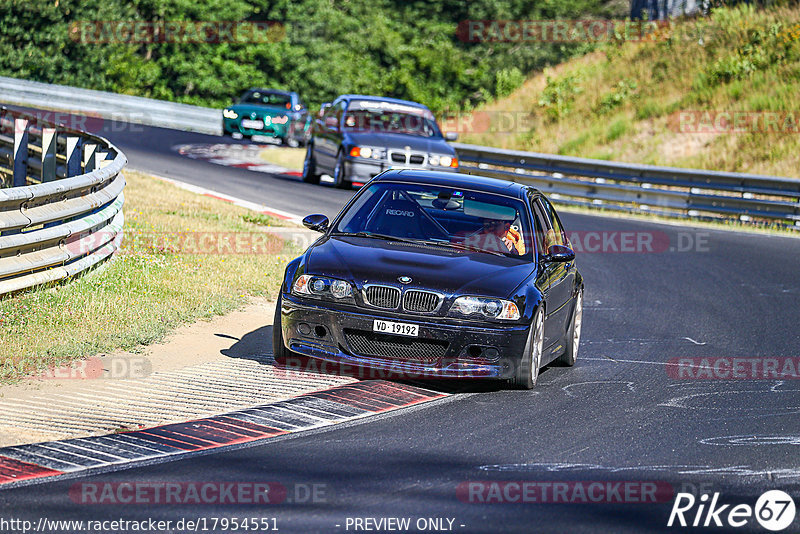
[{"left": 274, "top": 169, "right": 583, "bottom": 389}]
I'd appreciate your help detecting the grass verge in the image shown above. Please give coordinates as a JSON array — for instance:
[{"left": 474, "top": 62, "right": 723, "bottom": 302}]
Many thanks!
[
  {"left": 460, "top": 4, "right": 800, "bottom": 177},
  {"left": 258, "top": 146, "right": 305, "bottom": 171},
  {"left": 0, "top": 170, "right": 296, "bottom": 384}
]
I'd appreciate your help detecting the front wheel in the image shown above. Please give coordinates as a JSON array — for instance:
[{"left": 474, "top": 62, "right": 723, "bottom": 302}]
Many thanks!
[
  {"left": 557, "top": 290, "right": 583, "bottom": 367},
  {"left": 302, "top": 144, "right": 321, "bottom": 184},
  {"left": 511, "top": 308, "right": 544, "bottom": 389},
  {"left": 272, "top": 293, "right": 291, "bottom": 359},
  {"left": 332, "top": 150, "right": 349, "bottom": 189}
]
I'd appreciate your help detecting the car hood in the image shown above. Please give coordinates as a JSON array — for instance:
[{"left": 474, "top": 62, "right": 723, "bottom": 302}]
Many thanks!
[
  {"left": 228, "top": 104, "right": 289, "bottom": 117},
  {"left": 305, "top": 236, "right": 533, "bottom": 298},
  {"left": 345, "top": 132, "right": 454, "bottom": 155}
]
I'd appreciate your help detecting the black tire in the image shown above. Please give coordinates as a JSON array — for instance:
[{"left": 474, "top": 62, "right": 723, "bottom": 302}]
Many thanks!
[
  {"left": 300, "top": 126, "right": 311, "bottom": 147},
  {"left": 272, "top": 293, "right": 290, "bottom": 359},
  {"left": 302, "top": 144, "right": 321, "bottom": 184},
  {"left": 556, "top": 290, "right": 583, "bottom": 367},
  {"left": 283, "top": 126, "right": 300, "bottom": 148},
  {"left": 332, "top": 150, "right": 349, "bottom": 189},
  {"left": 511, "top": 308, "right": 544, "bottom": 389}
]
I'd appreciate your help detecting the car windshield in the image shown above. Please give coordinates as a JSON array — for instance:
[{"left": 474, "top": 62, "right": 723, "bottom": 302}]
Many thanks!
[
  {"left": 333, "top": 182, "right": 532, "bottom": 259},
  {"left": 344, "top": 100, "right": 441, "bottom": 138},
  {"left": 239, "top": 91, "right": 292, "bottom": 108}
]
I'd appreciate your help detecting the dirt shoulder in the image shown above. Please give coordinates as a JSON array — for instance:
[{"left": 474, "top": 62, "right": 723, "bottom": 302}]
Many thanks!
[{"left": 0, "top": 297, "right": 356, "bottom": 447}]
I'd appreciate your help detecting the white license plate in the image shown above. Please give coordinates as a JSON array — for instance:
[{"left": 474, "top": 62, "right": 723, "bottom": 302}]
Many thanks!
[
  {"left": 241, "top": 119, "right": 264, "bottom": 129},
  {"left": 373, "top": 319, "right": 418, "bottom": 337},
  {"left": 251, "top": 134, "right": 280, "bottom": 144}
]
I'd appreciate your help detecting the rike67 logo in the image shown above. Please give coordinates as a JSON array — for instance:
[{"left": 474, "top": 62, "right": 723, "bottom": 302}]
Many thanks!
[{"left": 668, "top": 490, "right": 796, "bottom": 531}]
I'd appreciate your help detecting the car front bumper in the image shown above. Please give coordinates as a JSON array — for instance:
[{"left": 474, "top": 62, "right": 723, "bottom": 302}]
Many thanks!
[
  {"left": 279, "top": 293, "right": 529, "bottom": 379},
  {"left": 223, "top": 118, "right": 289, "bottom": 138},
  {"left": 344, "top": 158, "right": 458, "bottom": 184}
]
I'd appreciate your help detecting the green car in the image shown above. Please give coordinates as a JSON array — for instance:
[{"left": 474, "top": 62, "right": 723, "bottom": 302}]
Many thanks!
[{"left": 222, "top": 89, "right": 311, "bottom": 146}]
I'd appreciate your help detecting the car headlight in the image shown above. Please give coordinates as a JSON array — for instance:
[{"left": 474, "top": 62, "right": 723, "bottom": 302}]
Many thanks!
[
  {"left": 223, "top": 109, "right": 238, "bottom": 119},
  {"left": 450, "top": 296, "right": 520, "bottom": 321},
  {"left": 429, "top": 155, "right": 459, "bottom": 168},
  {"left": 293, "top": 274, "right": 354, "bottom": 300},
  {"left": 348, "top": 146, "right": 384, "bottom": 159},
  {"left": 272, "top": 115, "right": 289, "bottom": 125}
]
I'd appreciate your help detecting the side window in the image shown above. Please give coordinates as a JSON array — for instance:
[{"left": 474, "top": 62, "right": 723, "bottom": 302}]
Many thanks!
[
  {"left": 335, "top": 101, "right": 346, "bottom": 122},
  {"left": 323, "top": 101, "right": 344, "bottom": 130},
  {"left": 529, "top": 196, "right": 547, "bottom": 257},
  {"left": 536, "top": 198, "right": 566, "bottom": 251}
]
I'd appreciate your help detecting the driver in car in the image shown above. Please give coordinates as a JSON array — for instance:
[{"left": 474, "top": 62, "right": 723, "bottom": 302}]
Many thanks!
[{"left": 474, "top": 217, "right": 526, "bottom": 255}]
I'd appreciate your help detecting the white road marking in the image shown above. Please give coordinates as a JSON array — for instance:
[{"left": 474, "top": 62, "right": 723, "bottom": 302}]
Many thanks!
[{"left": 683, "top": 336, "right": 707, "bottom": 345}]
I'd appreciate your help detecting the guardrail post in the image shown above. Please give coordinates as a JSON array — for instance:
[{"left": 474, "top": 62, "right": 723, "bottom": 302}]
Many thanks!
[
  {"left": 65, "top": 136, "right": 81, "bottom": 177},
  {"left": 41, "top": 127, "right": 57, "bottom": 182},
  {"left": 83, "top": 143, "right": 97, "bottom": 172},
  {"left": 13, "top": 118, "right": 28, "bottom": 187},
  {"left": 95, "top": 152, "right": 110, "bottom": 169}
]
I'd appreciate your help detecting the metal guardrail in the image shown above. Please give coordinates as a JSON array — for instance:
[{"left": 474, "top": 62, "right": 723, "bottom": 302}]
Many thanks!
[
  {"left": 0, "top": 106, "right": 127, "bottom": 296},
  {"left": 0, "top": 76, "right": 221, "bottom": 136},
  {"left": 452, "top": 143, "right": 800, "bottom": 227}
]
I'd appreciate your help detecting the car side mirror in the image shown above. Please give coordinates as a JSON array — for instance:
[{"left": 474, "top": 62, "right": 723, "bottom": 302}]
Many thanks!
[
  {"left": 302, "top": 214, "right": 329, "bottom": 233},
  {"left": 445, "top": 131, "right": 458, "bottom": 141},
  {"left": 318, "top": 103, "right": 331, "bottom": 118},
  {"left": 544, "top": 244, "right": 575, "bottom": 263},
  {"left": 324, "top": 116, "right": 339, "bottom": 129}
]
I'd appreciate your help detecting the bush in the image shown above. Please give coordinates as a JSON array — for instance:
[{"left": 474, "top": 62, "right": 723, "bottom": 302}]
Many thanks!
[
  {"left": 595, "top": 79, "right": 638, "bottom": 114},
  {"left": 538, "top": 74, "right": 583, "bottom": 121},
  {"left": 605, "top": 118, "right": 629, "bottom": 142},
  {"left": 495, "top": 68, "right": 525, "bottom": 98}
]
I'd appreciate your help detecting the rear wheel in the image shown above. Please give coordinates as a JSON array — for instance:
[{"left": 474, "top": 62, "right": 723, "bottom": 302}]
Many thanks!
[
  {"left": 302, "top": 144, "right": 321, "bottom": 184},
  {"left": 557, "top": 290, "right": 583, "bottom": 367},
  {"left": 511, "top": 308, "right": 544, "bottom": 389}
]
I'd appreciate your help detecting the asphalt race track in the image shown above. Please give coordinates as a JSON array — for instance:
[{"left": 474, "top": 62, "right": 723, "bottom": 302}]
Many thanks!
[{"left": 2, "top": 115, "right": 800, "bottom": 533}]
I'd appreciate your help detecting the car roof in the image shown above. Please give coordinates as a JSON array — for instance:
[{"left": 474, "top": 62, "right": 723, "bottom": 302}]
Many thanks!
[
  {"left": 373, "top": 169, "right": 536, "bottom": 198},
  {"left": 336, "top": 94, "right": 430, "bottom": 110}
]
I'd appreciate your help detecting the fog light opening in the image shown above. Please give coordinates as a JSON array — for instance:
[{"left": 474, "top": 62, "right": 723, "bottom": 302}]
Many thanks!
[
  {"left": 298, "top": 323, "right": 312, "bottom": 336},
  {"left": 468, "top": 345, "right": 483, "bottom": 359},
  {"left": 484, "top": 347, "right": 500, "bottom": 361},
  {"left": 314, "top": 325, "right": 328, "bottom": 338}
]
